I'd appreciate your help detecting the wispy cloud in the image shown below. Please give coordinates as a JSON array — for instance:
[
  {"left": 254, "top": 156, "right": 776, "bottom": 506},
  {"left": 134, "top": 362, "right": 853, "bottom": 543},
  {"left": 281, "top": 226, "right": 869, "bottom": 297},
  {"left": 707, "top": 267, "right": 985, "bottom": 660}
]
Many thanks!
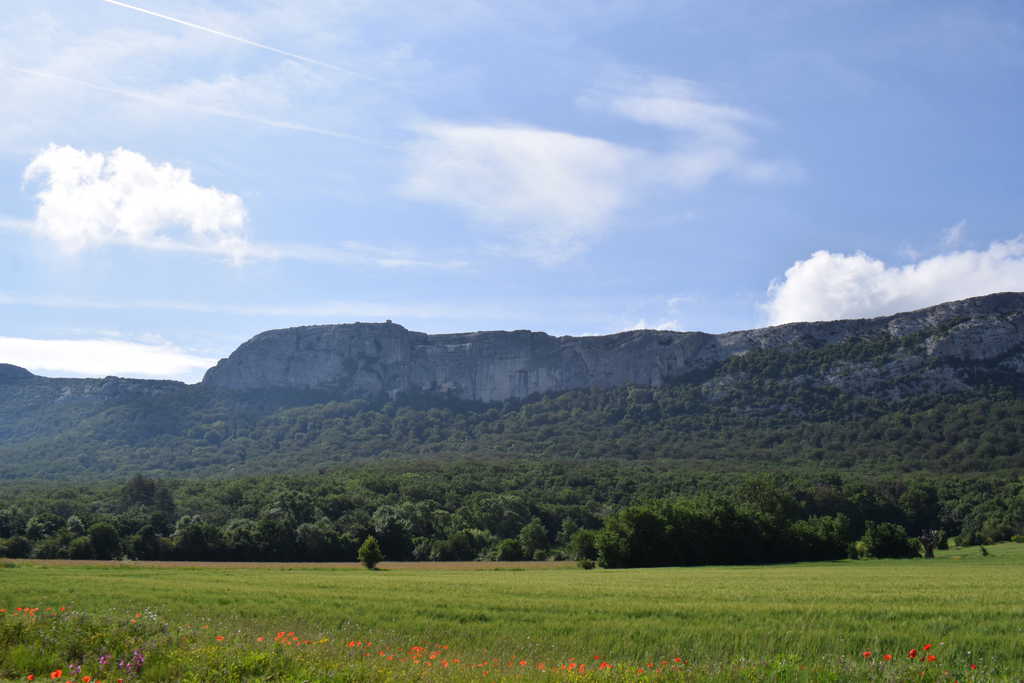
[
  {"left": 943, "top": 219, "right": 966, "bottom": 248},
  {"left": 764, "top": 237, "right": 1024, "bottom": 324},
  {"left": 9, "top": 66, "right": 392, "bottom": 148},
  {"left": 98, "top": 0, "right": 387, "bottom": 83},
  {"left": 0, "top": 292, "right": 480, "bottom": 321},
  {"left": 584, "top": 74, "right": 802, "bottom": 187},
  {"left": 404, "top": 74, "right": 798, "bottom": 264},
  {"left": 402, "top": 123, "right": 638, "bottom": 264},
  {"left": 0, "top": 335, "right": 214, "bottom": 382}
]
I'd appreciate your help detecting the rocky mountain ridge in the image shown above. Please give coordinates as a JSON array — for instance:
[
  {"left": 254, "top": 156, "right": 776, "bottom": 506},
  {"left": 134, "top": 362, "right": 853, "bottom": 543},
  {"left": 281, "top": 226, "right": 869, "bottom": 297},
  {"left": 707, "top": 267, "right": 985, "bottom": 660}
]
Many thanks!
[
  {"left": 3, "top": 292, "right": 1024, "bottom": 478},
  {"left": 199, "top": 292, "right": 1024, "bottom": 402}
]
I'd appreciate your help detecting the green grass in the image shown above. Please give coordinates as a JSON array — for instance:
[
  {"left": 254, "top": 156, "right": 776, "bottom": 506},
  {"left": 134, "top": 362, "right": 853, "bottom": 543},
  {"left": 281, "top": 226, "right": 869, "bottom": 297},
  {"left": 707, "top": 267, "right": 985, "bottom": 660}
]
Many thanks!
[{"left": 2, "top": 544, "right": 1022, "bottom": 681}]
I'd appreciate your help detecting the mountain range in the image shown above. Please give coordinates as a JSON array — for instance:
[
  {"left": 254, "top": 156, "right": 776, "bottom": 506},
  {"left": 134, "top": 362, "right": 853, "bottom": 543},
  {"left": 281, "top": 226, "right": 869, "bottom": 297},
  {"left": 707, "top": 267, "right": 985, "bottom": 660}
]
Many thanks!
[{"left": 3, "top": 292, "right": 1024, "bottom": 479}]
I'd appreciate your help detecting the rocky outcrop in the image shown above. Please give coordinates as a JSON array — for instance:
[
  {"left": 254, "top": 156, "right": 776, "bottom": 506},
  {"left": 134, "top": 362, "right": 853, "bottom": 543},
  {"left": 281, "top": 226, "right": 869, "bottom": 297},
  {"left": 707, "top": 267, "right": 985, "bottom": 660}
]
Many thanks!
[{"left": 202, "top": 292, "right": 1024, "bottom": 402}]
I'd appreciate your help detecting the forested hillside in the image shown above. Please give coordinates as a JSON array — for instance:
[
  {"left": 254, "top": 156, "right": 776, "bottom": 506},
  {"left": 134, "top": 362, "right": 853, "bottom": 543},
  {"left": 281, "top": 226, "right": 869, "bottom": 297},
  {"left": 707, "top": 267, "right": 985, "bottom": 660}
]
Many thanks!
[
  {"left": 2, "top": 368, "right": 1023, "bottom": 479},
  {"left": 4, "top": 294, "right": 1024, "bottom": 480},
  {"left": 1, "top": 462, "right": 1022, "bottom": 566}
]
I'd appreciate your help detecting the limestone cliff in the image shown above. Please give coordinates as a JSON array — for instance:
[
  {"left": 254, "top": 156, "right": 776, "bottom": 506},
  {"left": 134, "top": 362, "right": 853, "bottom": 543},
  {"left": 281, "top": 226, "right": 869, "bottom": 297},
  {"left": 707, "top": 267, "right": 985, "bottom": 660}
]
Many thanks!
[{"left": 201, "top": 292, "right": 1024, "bottom": 402}]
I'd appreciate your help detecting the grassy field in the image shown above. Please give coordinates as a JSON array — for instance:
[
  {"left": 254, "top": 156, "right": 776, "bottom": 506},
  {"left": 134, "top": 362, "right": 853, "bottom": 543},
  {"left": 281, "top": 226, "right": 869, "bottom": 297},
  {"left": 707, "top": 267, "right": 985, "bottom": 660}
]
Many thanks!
[{"left": 2, "top": 544, "right": 1022, "bottom": 681}]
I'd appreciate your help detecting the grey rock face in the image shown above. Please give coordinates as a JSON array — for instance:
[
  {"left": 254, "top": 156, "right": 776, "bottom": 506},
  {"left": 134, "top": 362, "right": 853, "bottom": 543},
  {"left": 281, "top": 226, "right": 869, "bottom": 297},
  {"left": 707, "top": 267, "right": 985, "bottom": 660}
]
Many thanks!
[{"left": 202, "top": 293, "right": 1024, "bottom": 402}]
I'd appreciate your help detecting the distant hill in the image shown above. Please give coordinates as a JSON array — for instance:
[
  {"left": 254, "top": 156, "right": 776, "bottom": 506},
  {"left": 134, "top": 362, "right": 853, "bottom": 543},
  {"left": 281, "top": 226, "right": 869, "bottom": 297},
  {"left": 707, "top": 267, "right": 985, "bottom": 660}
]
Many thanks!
[{"left": 3, "top": 292, "right": 1024, "bottom": 480}]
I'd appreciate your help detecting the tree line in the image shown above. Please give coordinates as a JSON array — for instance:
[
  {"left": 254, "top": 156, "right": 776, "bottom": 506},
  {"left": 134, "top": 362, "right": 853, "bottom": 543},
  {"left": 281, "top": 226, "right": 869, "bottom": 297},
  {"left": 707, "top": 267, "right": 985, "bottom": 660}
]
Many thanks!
[{"left": 2, "top": 462, "right": 1022, "bottom": 566}]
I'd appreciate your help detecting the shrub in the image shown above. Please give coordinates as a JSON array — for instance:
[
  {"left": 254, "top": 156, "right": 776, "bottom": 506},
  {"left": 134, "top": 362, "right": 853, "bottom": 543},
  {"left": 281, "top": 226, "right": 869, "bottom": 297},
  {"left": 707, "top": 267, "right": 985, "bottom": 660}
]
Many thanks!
[
  {"left": 858, "top": 521, "right": 917, "bottom": 559},
  {"left": 357, "top": 535, "right": 384, "bottom": 569},
  {"left": 4, "top": 536, "right": 31, "bottom": 557},
  {"left": 577, "top": 558, "right": 595, "bottom": 570}
]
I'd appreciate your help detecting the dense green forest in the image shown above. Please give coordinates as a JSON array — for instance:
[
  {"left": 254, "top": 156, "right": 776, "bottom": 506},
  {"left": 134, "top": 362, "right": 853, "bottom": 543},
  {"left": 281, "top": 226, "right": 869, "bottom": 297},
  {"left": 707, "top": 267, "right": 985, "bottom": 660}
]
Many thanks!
[
  {"left": 3, "top": 379, "right": 1024, "bottom": 480},
  {"left": 2, "top": 462, "right": 1022, "bottom": 567}
]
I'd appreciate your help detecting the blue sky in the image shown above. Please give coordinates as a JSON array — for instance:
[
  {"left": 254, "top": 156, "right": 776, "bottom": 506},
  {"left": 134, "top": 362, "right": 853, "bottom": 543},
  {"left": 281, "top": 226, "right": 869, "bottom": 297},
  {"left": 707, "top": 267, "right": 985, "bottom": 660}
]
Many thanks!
[{"left": 2, "top": 0, "right": 1023, "bottom": 382}]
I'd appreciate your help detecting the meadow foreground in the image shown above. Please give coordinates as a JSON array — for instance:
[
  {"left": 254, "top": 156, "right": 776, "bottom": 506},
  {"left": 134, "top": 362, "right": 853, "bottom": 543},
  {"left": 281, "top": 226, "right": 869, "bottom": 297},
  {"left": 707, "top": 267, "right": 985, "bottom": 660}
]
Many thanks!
[{"left": 2, "top": 544, "right": 1021, "bottom": 681}]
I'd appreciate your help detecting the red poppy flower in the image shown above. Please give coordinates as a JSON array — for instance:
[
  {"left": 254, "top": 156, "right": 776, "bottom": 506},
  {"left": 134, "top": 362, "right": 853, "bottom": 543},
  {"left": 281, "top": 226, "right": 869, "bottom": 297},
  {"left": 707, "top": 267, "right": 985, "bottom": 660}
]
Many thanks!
[
  {"left": 862, "top": 651, "right": 872, "bottom": 658},
  {"left": 926, "top": 655, "right": 937, "bottom": 662},
  {"left": 923, "top": 644, "right": 932, "bottom": 650},
  {"left": 883, "top": 654, "right": 893, "bottom": 661},
  {"left": 49, "top": 671, "right": 62, "bottom": 680},
  {"left": 908, "top": 648, "right": 918, "bottom": 659}
]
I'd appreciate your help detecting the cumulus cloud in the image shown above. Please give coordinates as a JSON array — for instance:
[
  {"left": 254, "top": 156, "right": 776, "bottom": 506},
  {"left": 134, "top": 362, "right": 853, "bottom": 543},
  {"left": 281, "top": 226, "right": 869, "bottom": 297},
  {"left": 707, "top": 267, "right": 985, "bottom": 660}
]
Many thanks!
[
  {"left": 24, "top": 144, "right": 250, "bottom": 262},
  {"left": 0, "top": 336, "right": 215, "bottom": 382},
  {"left": 402, "top": 123, "right": 639, "bottom": 264},
  {"left": 764, "top": 237, "right": 1024, "bottom": 324},
  {"left": 627, "top": 319, "right": 681, "bottom": 331},
  {"left": 16, "top": 144, "right": 456, "bottom": 269}
]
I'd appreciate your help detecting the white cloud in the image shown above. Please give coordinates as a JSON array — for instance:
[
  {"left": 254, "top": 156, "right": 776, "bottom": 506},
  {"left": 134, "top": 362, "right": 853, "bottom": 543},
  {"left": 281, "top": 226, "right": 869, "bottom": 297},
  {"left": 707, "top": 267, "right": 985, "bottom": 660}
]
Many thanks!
[
  {"left": 764, "top": 237, "right": 1024, "bottom": 324},
  {"left": 402, "top": 123, "right": 639, "bottom": 264},
  {"left": 24, "top": 144, "right": 250, "bottom": 263},
  {"left": 585, "top": 75, "right": 800, "bottom": 188},
  {"left": 627, "top": 319, "right": 681, "bottom": 331},
  {"left": 404, "top": 76, "right": 798, "bottom": 264},
  {"left": 943, "top": 219, "right": 966, "bottom": 248},
  {"left": 247, "top": 241, "right": 467, "bottom": 270},
  {"left": 16, "top": 144, "right": 456, "bottom": 269},
  {"left": 667, "top": 295, "right": 696, "bottom": 311},
  {"left": 0, "top": 336, "right": 215, "bottom": 382},
  {"left": 604, "top": 76, "right": 756, "bottom": 145}
]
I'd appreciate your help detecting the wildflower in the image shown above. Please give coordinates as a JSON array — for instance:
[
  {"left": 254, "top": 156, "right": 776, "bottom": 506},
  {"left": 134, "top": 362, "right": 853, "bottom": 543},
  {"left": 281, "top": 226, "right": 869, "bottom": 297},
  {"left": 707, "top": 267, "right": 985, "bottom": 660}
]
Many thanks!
[
  {"left": 257, "top": 637, "right": 264, "bottom": 642},
  {"left": 26, "top": 676, "right": 34, "bottom": 681},
  {"left": 50, "top": 671, "right": 62, "bottom": 680},
  {"left": 862, "top": 651, "right": 872, "bottom": 658},
  {"left": 970, "top": 664, "right": 977, "bottom": 670},
  {"left": 883, "top": 654, "right": 893, "bottom": 661},
  {"left": 927, "top": 655, "right": 937, "bottom": 662},
  {"left": 674, "top": 657, "right": 682, "bottom": 663},
  {"left": 83, "top": 677, "right": 92, "bottom": 682},
  {"left": 216, "top": 635, "right": 225, "bottom": 641},
  {"left": 909, "top": 648, "right": 918, "bottom": 659},
  {"left": 923, "top": 644, "right": 932, "bottom": 651}
]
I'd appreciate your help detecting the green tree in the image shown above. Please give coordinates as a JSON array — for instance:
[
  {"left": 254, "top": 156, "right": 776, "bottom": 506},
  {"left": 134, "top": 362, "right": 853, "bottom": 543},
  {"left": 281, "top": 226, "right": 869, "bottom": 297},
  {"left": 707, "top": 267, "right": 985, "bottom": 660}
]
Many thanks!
[
  {"left": 88, "top": 522, "right": 122, "bottom": 560},
  {"left": 858, "top": 521, "right": 917, "bottom": 559},
  {"left": 517, "top": 517, "right": 549, "bottom": 559},
  {"left": 358, "top": 535, "right": 384, "bottom": 569}
]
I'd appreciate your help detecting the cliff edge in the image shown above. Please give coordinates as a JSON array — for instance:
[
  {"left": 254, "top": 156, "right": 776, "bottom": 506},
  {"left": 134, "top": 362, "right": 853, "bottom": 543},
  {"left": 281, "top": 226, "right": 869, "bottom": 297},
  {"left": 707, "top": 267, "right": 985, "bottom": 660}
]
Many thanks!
[{"left": 201, "top": 292, "right": 1024, "bottom": 402}]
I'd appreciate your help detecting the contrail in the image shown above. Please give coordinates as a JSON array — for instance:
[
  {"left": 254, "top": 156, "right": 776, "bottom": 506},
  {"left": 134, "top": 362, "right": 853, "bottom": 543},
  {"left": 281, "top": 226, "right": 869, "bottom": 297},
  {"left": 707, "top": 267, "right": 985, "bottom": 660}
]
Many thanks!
[
  {"left": 98, "top": 0, "right": 385, "bottom": 84},
  {"left": 9, "top": 66, "right": 397, "bottom": 149}
]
